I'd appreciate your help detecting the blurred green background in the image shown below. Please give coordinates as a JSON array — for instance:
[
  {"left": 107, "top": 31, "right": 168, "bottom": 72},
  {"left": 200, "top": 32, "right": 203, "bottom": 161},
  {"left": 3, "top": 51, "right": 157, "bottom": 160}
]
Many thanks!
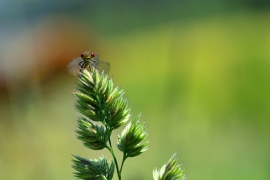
[{"left": 0, "top": 0, "right": 270, "bottom": 179}]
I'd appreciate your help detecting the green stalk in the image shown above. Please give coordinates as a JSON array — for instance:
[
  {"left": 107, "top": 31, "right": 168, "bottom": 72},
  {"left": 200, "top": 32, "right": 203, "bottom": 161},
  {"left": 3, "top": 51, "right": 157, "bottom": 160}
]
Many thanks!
[
  {"left": 107, "top": 129, "right": 121, "bottom": 180},
  {"left": 120, "top": 153, "right": 127, "bottom": 174}
]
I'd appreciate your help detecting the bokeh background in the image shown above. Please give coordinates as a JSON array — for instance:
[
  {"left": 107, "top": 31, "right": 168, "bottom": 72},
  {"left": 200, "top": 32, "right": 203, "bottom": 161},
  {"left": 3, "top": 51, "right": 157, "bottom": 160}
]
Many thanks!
[{"left": 0, "top": 0, "right": 270, "bottom": 179}]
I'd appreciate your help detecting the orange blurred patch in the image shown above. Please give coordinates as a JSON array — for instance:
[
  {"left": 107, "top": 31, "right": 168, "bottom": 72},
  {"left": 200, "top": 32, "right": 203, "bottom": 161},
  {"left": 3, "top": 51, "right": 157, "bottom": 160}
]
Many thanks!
[{"left": 0, "top": 14, "right": 111, "bottom": 91}]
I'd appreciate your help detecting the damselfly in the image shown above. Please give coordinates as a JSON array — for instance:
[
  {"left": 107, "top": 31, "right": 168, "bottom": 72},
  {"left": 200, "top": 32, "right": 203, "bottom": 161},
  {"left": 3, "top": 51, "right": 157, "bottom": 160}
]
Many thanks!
[{"left": 68, "top": 51, "right": 110, "bottom": 75}]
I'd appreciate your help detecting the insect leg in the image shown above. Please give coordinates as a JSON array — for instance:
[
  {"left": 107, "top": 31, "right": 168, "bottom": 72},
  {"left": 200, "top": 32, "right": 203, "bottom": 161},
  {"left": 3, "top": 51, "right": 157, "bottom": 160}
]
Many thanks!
[
  {"left": 79, "top": 62, "right": 87, "bottom": 73},
  {"left": 89, "top": 61, "right": 97, "bottom": 71},
  {"left": 78, "top": 61, "right": 84, "bottom": 66}
]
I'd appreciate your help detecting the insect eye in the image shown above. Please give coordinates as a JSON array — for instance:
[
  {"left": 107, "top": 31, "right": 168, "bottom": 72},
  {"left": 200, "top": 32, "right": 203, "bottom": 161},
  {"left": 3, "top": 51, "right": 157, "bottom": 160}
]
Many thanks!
[
  {"left": 90, "top": 52, "right": 95, "bottom": 58},
  {"left": 80, "top": 53, "right": 85, "bottom": 58}
]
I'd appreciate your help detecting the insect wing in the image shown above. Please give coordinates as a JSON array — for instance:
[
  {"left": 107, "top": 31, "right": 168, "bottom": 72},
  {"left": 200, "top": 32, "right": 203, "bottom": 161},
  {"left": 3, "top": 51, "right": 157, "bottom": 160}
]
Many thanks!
[
  {"left": 67, "top": 57, "right": 82, "bottom": 75},
  {"left": 96, "top": 60, "right": 110, "bottom": 73},
  {"left": 93, "top": 54, "right": 110, "bottom": 73}
]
